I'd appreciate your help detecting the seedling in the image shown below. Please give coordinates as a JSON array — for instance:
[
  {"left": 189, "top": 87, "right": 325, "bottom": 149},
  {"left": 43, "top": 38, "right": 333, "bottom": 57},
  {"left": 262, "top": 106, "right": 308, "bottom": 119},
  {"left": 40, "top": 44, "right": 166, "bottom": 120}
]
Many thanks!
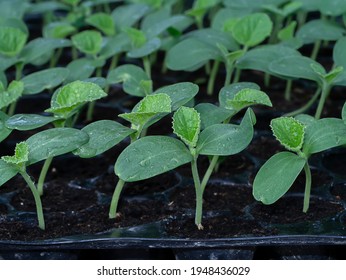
[
  {"left": 253, "top": 115, "right": 346, "bottom": 212},
  {"left": 114, "top": 85, "right": 271, "bottom": 229},
  {"left": 0, "top": 127, "right": 89, "bottom": 229},
  {"left": 186, "top": 0, "right": 220, "bottom": 29}
]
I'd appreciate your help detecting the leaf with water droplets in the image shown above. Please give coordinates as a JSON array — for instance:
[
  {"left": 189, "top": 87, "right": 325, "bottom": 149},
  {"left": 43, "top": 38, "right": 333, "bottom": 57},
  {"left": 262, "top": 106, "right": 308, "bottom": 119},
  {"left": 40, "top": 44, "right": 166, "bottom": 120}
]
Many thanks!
[
  {"left": 73, "top": 120, "right": 135, "bottom": 158},
  {"left": 195, "top": 103, "right": 233, "bottom": 129},
  {"left": 45, "top": 81, "right": 107, "bottom": 118},
  {"left": 303, "top": 118, "right": 346, "bottom": 156},
  {"left": 253, "top": 151, "right": 306, "bottom": 205},
  {"left": 173, "top": 106, "right": 200, "bottom": 148},
  {"left": 0, "top": 80, "right": 24, "bottom": 109},
  {"left": 226, "top": 88, "right": 272, "bottom": 111},
  {"left": 197, "top": 108, "right": 255, "bottom": 156},
  {"left": 26, "top": 128, "right": 89, "bottom": 165},
  {"left": 5, "top": 114, "right": 60, "bottom": 131},
  {"left": 115, "top": 136, "right": 192, "bottom": 182},
  {"left": 271, "top": 117, "right": 305, "bottom": 152},
  {"left": 2, "top": 142, "right": 28, "bottom": 165}
]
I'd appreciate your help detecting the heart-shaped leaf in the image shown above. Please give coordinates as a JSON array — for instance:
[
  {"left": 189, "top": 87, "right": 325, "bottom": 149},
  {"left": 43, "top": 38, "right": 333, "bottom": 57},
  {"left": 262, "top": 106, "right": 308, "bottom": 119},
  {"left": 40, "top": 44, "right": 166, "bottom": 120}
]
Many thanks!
[
  {"left": 0, "top": 26, "right": 27, "bottom": 57},
  {"left": 0, "top": 80, "right": 24, "bottom": 109},
  {"left": 71, "top": 30, "right": 103, "bottom": 55},
  {"left": 86, "top": 12, "right": 115, "bottom": 36},
  {"left": 219, "top": 82, "right": 260, "bottom": 108},
  {"left": 226, "top": 88, "right": 272, "bottom": 111},
  {"left": 43, "top": 22, "right": 76, "bottom": 39}
]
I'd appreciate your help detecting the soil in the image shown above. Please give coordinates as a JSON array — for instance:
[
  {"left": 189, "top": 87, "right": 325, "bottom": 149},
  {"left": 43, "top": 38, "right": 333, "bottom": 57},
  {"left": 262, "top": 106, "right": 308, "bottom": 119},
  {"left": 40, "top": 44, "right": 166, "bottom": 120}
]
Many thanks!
[
  {"left": 330, "top": 183, "right": 346, "bottom": 201},
  {"left": 322, "top": 150, "right": 346, "bottom": 177}
]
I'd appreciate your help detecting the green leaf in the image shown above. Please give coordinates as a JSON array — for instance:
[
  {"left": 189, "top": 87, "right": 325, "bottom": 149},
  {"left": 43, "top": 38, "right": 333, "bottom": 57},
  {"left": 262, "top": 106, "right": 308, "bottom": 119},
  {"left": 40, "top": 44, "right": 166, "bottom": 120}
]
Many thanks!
[
  {"left": 226, "top": 88, "right": 272, "bottom": 111},
  {"left": 119, "top": 93, "right": 171, "bottom": 129},
  {"left": 195, "top": 103, "right": 234, "bottom": 129},
  {"left": 296, "top": 19, "right": 345, "bottom": 44},
  {"left": 278, "top": 21, "right": 297, "bottom": 41},
  {"left": 324, "top": 66, "right": 344, "bottom": 84},
  {"left": 269, "top": 56, "right": 324, "bottom": 83},
  {"left": 71, "top": 30, "right": 103, "bottom": 55},
  {"left": 237, "top": 45, "right": 301, "bottom": 74},
  {"left": 143, "top": 15, "right": 190, "bottom": 38},
  {"left": 125, "top": 27, "right": 147, "bottom": 49},
  {"left": 271, "top": 117, "right": 305, "bottom": 152},
  {"left": 0, "top": 158, "right": 19, "bottom": 186},
  {"left": 65, "top": 58, "right": 96, "bottom": 83},
  {"left": 197, "top": 108, "right": 255, "bottom": 156},
  {"left": 62, "top": 0, "right": 80, "bottom": 6},
  {"left": 99, "top": 33, "right": 130, "bottom": 59},
  {"left": 166, "top": 38, "right": 221, "bottom": 71},
  {"left": 27, "top": 1, "right": 69, "bottom": 15},
  {"left": 0, "top": 111, "right": 11, "bottom": 143},
  {"left": 253, "top": 151, "right": 306, "bottom": 204},
  {"left": 153, "top": 82, "right": 199, "bottom": 111},
  {"left": 173, "top": 106, "right": 200, "bottom": 147},
  {"left": 86, "top": 12, "right": 115, "bottom": 36},
  {"left": 333, "top": 37, "right": 346, "bottom": 69},
  {"left": 112, "top": 4, "right": 150, "bottom": 32},
  {"left": 26, "top": 128, "right": 89, "bottom": 165},
  {"left": 0, "top": 80, "right": 24, "bottom": 109},
  {"left": 43, "top": 22, "right": 76, "bottom": 39},
  {"left": 303, "top": 118, "right": 346, "bottom": 156},
  {"left": 0, "top": 71, "right": 6, "bottom": 88},
  {"left": 294, "top": 114, "right": 316, "bottom": 127},
  {"left": 127, "top": 37, "right": 161, "bottom": 58},
  {"left": 115, "top": 136, "right": 192, "bottom": 182},
  {"left": 232, "top": 13, "right": 273, "bottom": 47},
  {"left": 21, "top": 68, "right": 69, "bottom": 95},
  {"left": 0, "top": 26, "right": 27, "bottom": 57},
  {"left": 343, "top": 102, "right": 346, "bottom": 124},
  {"left": 46, "top": 81, "right": 107, "bottom": 118},
  {"left": 74, "top": 120, "right": 134, "bottom": 158},
  {"left": 219, "top": 82, "right": 260, "bottom": 109},
  {"left": 2, "top": 142, "right": 28, "bottom": 165},
  {"left": 107, "top": 64, "right": 151, "bottom": 97},
  {"left": 5, "top": 114, "right": 60, "bottom": 131},
  {"left": 19, "top": 38, "right": 71, "bottom": 65},
  {"left": 317, "top": 0, "right": 346, "bottom": 16},
  {"left": 0, "top": 0, "right": 30, "bottom": 19}
]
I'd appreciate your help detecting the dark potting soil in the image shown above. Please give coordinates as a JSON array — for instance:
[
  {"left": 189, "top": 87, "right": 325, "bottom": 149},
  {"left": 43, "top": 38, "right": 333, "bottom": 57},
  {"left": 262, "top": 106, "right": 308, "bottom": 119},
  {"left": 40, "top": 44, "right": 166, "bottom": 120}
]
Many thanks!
[
  {"left": 0, "top": 199, "right": 169, "bottom": 241},
  {"left": 0, "top": 204, "right": 7, "bottom": 215},
  {"left": 322, "top": 150, "right": 346, "bottom": 177},
  {"left": 165, "top": 215, "right": 277, "bottom": 239},
  {"left": 250, "top": 196, "right": 343, "bottom": 224},
  {"left": 330, "top": 183, "right": 346, "bottom": 201},
  {"left": 168, "top": 183, "right": 254, "bottom": 213},
  {"left": 246, "top": 134, "right": 284, "bottom": 160}
]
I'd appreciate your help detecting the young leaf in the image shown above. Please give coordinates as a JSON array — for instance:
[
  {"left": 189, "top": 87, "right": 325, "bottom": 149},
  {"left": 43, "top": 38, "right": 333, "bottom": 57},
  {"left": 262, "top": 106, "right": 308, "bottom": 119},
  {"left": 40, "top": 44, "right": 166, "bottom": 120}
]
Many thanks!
[
  {"left": 231, "top": 13, "right": 273, "bottom": 47},
  {"left": 153, "top": 82, "right": 199, "bottom": 111},
  {"left": 342, "top": 102, "right": 346, "bottom": 124},
  {"left": 71, "top": 30, "right": 103, "bottom": 55},
  {"left": 324, "top": 66, "right": 344, "bottom": 84},
  {"left": 317, "top": 0, "right": 346, "bottom": 16},
  {"left": 5, "top": 114, "right": 60, "bottom": 131},
  {"left": 86, "top": 13, "right": 115, "bottom": 36},
  {"left": 99, "top": 33, "right": 130, "bottom": 59},
  {"left": 112, "top": 4, "right": 150, "bottom": 32},
  {"left": 26, "top": 128, "right": 89, "bottom": 165},
  {"left": 195, "top": 103, "right": 234, "bottom": 129},
  {"left": 278, "top": 21, "right": 297, "bottom": 41},
  {"left": 253, "top": 151, "right": 306, "bottom": 204},
  {"left": 21, "top": 68, "right": 69, "bottom": 95},
  {"left": 269, "top": 56, "right": 324, "bottom": 83},
  {"left": 0, "top": 159, "right": 19, "bottom": 186},
  {"left": 127, "top": 37, "right": 161, "bottom": 58},
  {"left": 197, "top": 108, "right": 255, "bottom": 156},
  {"left": 173, "top": 106, "right": 201, "bottom": 148},
  {"left": 219, "top": 82, "right": 260, "bottom": 109},
  {"left": 166, "top": 38, "right": 221, "bottom": 71},
  {"left": 119, "top": 93, "right": 171, "bottom": 129},
  {"left": 107, "top": 64, "right": 151, "bottom": 97},
  {"left": 43, "top": 22, "right": 76, "bottom": 39},
  {"left": 65, "top": 58, "right": 97, "bottom": 83},
  {"left": 0, "top": 111, "right": 11, "bottom": 143},
  {"left": 2, "top": 142, "right": 28, "bottom": 165},
  {"left": 125, "top": 27, "right": 147, "bottom": 49},
  {"left": 46, "top": 81, "right": 107, "bottom": 117},
  {"left": 296, "top": 19, "right": 344, "bottom": 44},
  {"left": 333, "top": 37, "right": 346, "bottom": 69},
  {"left": 0, "top": 80, "right": 24, "bottom": 109},
  {"left": 74, "top": 120, "right": 135, "bottom": 158},
  {"left": 0, "top": 26, "right": 27, "bottom": 57},
  {"left": 271, "top": 117, "right": 305, "bottom": 152},
  {"left": 226, "top": 88, "right": 272, "bottom": 111},
  {"left": 114, "top": 136, "right": 192, "bottom": 182},
  {"left": 303, "top": 118, "right": 346, "bottom": 156}
]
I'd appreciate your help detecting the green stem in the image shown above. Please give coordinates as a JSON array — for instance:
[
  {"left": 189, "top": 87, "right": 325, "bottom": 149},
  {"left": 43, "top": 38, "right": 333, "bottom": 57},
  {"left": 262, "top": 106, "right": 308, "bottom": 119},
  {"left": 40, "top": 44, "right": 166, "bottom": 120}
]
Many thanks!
[
  {"left": 224, "top": 65, "right": 233, "bottom": 86},
  {"left": 310, "top": 40, "right": 321, "bottom": 60},
  {"left": 108, "top": 54, "right": 119, "bottom": 73},
  {"left": 8, "top": 63, "right": 24, "bottom": 116},
  {"left": 264, "top": 72, "right": 271, "bottom": 88},
  {"left": 315, "top": 83, "right": 331, "bottom": 119},
  {"left": 297, "top": 11, "right": 307, "bottom": 29},
  {"left": 86, "top": 66, "right": 102, "bottom": 122},
  {"left": 200, "top": 155, "right": 219, "bottom": 193},
  {"left": 233, "top": 68, "right": 242, "bottom": 83},
  {"left": 269, "top": 15, "right": 282, "bottom": 44},
  {"left": 7, "top": 102, "right": 17, "bottom": 116},
  {"left": 20, "top": 170, "right": 45, "bottom": 230},
  {"left": 191, "top": 155, "right": 203, "bottom": 230},
  {"left": 37, "top": 156, "right": 53, "bottom": 196},
  {"left": 143, "top": 56, "right": 151, "bottom": 79},
  {"left": 303, "top": 162, "right": 312, "bottom": 213},
  {"left": 207, "top": 60, "right": 220, "bottom": 95},
  {"left": 109, "top": 179, "right": 126, "bottom": 219},
  {"left": 49, "top": 48, "right": 63, "bottom": 68},
  {"left": 72, "top": 46, "right": 78, "bottom": 60},
  {"left": 284, "top": 79, "right": 293, "bottom": 101},
  {"left": 284, "top": 87, "right": 321, "bottom": 117}
]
